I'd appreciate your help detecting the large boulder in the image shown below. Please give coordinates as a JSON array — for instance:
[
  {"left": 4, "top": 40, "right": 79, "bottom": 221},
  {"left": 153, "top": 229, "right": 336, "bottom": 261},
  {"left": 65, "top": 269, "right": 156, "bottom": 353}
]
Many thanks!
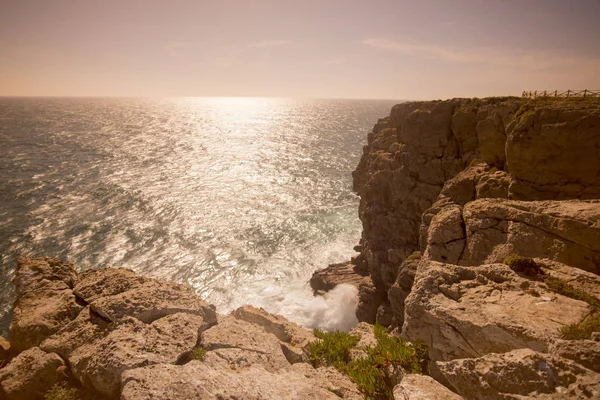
[
  {"left": 41, "top": 307, "right": 212, "bottom": 398},
  {"left": 10, "top": 257, "right": 83, "bottom": 352},
  {"left": 121, "top": 353, "right": 342, "bottom": 400},
  {"left": 74, "top": 268, "right": 217, "bottom": 323},
  {"left": 437, "top": 348, "right": 600, "bottom": 400},
  {"left": 199, "top": 315, "right": 291, "bottom": 372},
  {"left": 309, "top": 261, "right": 369, "bottom": 296},
  {"left": 0, "top": 347, "right": 64, "bottom": 400},
  {"left": 402, "top": 261, "right": 590, "bottom": 364}
]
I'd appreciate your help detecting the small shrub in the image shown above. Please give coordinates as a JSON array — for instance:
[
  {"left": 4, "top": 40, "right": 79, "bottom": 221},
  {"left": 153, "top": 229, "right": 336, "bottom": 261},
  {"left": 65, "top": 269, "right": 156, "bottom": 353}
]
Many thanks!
[
  {"left": 45, "top": 383, "right": 81, "bottom": 400},
  {"left": 308, "top": 325, "right": 428, "bottom": 399},
  {"left": 544, "top": 277, "right": 600, "bottom": 310},
  {"left": 308, "top": 329, "right": 359, "bottom": 368},
  {"left": 504, "top": 255, "right": 544, "bottom": 278},
  {"left": 560, "top": 313, "right": 600, "bottom": 340},
  {"left": 189, "top": 347, "right": 207, "bottom": 361}
]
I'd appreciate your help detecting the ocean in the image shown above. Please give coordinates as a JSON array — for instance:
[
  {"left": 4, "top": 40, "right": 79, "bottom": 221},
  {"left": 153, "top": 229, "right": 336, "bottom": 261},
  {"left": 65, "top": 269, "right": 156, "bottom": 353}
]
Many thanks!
[{"left": 0, "top": 97, "right": 397, "bottom": 335}]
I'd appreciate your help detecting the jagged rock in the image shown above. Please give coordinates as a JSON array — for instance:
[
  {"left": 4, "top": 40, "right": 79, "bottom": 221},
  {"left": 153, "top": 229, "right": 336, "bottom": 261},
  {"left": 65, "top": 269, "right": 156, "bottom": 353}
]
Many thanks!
[
  {"left": 10, "top": 257, "right": 83, "bottom": 352},
  {"left": 461, "top": 199, "right": 600, "bottom": 273},
  {"left": 309, "top": 261, "right": 369, "bottom": 296},
  {"left": 388, "top": 253, "right": 420, "bottom": 328},
  {"left": 348, "top": 322, "right": 377, "bottom": 360},
  {"left": 356, "top": 279, "right": 386, "bottom": 324},
  {"left": 437, "top": 348, "right": 600, "bottom": 400},
  {"left": 0, "top": 336, "right": 10, "bottom": 364},
  {"left": 200, "top": 315, "right": 291, "bottom": 372},
  {"left": 0, "top": 347, "right": 64, "bottom": 400},
  {"left": 232, "top": 305, "right": 314, "bottom": 347},
  {"left": 43, "top": 312, "right": 209, "bottom": 398},
  {"left": 75, "top": 268, "right": 217, "bottom": 324},
  {"left": 403, "top": 261, "right": 590, "bottom": 364},
  {"left": 393, "top": 374, "right": 463, "bottom": 400},
  {"left": 121, "top": 354, "right": 342, "bottom": 400},
  {"left": 550, "top": 339, "right": 600, "bottom": 373},
  {"left": 506, "top": 101, "right": 600, "bottom": 200},
  {"left": 231, "top": 305, "right": 316, "bottom": 364}
]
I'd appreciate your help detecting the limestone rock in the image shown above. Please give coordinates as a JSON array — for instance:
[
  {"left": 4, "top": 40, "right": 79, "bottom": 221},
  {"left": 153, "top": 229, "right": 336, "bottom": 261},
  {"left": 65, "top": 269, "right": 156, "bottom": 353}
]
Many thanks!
[
  {"left": 75, "top": 268, "right": 217, "bottom": 324},
  {"left": 461, "top": 199, "right": 600, "bottom": 273},
  {"left": 0, "top": 347, "right": 64, "bottom": 400},
  {"left": 550, "top": 339, "right": 600, "bottom": 373},
  {"left": 388, "top": 253, "right": 420, "bottom": 328},
  {"left": 438, "top": 348, "right": 600, "bottom": 400},
  {"left": 506, "top": 100, "right": 600, "bottom": 200},
  {"left": 0, "top": 336, "right": 10, "bottom": 364},
  {"left": 200, "top": 315, "right": 290, "bottom": 372},
  {"left": 289, "top": 363, "right": 364, "bottom": 399},
  {"left": 121, "top": 356, "right": 341, "bottom": 400},
  {"left": 403, "top": 261, "right": 590, "bottom": 364},
  {"left": 393, "top": 374, "right": 463, "bottom": 400},
  {"left": 10, "top": 257, "right": 83, "bottom": 352},
  {"left": 231, "top": 305, "right": 315, "bottom": 363},
  {"left": 41, "top": 306, "right": 212, "bottom": 397},
  {"left": 348, "top": 322, "right": 377, "bottom": 360},
  {"left": 309, "top": 261, "right": 369, "bottom": 296}
]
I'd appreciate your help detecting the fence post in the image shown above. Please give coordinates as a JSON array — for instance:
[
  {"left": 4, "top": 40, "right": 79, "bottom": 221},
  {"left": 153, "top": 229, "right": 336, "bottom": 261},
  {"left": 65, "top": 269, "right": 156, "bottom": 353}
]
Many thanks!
[
  {"left": 534, "top": 91, "right": 537, "bottom": 98},
  {"left": 567, "top": 90, "right": 570, "bottom": 97},
  {"left": 584, "top": 89, "right": 588, "bottom": 98},
  {"left": 543, "top": 90, "right": 547, "bottom": 96},
  {"left": 554, "top": 90, "right": 557, "bottom": 97}
]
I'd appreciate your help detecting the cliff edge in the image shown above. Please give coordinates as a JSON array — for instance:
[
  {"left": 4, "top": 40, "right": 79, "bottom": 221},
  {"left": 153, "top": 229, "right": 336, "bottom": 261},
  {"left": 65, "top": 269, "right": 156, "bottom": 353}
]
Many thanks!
[{"left": 347, "top": 96, "right": 600, "bottom": 398}]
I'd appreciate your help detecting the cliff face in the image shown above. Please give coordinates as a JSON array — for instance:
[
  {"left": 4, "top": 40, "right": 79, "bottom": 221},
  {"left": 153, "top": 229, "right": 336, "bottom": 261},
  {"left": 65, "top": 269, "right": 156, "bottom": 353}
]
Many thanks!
[
  {"left": 352, "top": 97, "right": 600, "bottom": 324},
  {"left": 351, "top": 97, "right": 600, "bottom": 397}
]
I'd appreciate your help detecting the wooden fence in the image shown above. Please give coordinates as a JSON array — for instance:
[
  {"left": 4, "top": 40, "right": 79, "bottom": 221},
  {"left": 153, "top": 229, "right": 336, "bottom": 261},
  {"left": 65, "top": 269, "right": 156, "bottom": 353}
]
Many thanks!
[{"left": 522, "top": 89, "right": 600, "bottom": 98}]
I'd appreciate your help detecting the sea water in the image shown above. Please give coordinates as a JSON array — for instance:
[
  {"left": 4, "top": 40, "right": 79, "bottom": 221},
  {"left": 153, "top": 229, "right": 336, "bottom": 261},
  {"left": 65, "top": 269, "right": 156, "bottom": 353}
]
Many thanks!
[{"left": 0, "top": 97, "right": 397, "bottom": 334}]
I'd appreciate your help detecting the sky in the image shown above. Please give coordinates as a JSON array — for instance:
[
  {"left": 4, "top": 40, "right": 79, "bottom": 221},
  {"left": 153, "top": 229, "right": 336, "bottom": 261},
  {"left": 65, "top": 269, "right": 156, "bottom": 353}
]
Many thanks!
[{"left": 1, "top": 0, "right": 599, "bottom": 99}]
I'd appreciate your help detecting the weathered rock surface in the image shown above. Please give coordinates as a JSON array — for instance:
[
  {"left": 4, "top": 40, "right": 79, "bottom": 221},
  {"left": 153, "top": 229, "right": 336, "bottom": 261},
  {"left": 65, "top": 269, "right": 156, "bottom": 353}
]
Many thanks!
[
  {"left": 200, "top": 315, "right": 291, "bottom": 372},
  {"left": 393, "top": 374, "right": 463, "bottom": 400},
  {"left": 460, "top": 199, "right": 600, "bottom": 273},
  {"left": 74, "top": 268, "right": 217, "bottom": 324},
  {"left": 10, "top": 257, "right": 83, "bottom": 352},
  {"left": 438, "top": 348, "right": 600, "bottom": 400},
  {"left": 549, "top": 339, "right": 600, "bottom": 373},
  {"left": 121, "top": 355, "right": 342, "bottom": 400},
  {"left": 0, "top": 336, "right": 10, "bottom": 364},
  {"left": 403, "top": 260, "right": 591, "bottom": 363},
  {"left": 0, "top": 347, "right": 64, "bottom": 400},
  {"left": 506, "top": 101, "right": 600, "bottom": 200}
]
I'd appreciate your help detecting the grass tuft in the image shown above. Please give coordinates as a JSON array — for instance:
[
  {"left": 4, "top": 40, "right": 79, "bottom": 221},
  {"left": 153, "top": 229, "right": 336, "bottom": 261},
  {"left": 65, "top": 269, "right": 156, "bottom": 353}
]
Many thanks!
[
  {"left": 45, "top": 383, "right": 81, "bottom": 400},
  {"left": 189, "top": 347, "right": 207, "bottom": 361}
]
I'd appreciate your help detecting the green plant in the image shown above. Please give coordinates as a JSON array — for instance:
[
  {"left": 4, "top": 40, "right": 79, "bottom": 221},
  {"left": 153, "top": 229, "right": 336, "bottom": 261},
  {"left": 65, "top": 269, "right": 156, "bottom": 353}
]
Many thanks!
[
  {"left": 189, "top": 347, "right": 207, "bottom": 361},
  {"left": 45, "top": 383, "right": 81, "bottom": 400},
  {"left": 307, "top": 329, "right": 359, "bottom": 368},
  {"left": 504, "top": 255, "right": 544, "bottom": 278},
  {"left": 308, "top": 326, "right": 428, "bottom": 399},
  {"left": 560, "top": 313, "right": 600, "bottom": 340},
  {"left": 544, "top": 277, "right": 600, "bottom": 310}
]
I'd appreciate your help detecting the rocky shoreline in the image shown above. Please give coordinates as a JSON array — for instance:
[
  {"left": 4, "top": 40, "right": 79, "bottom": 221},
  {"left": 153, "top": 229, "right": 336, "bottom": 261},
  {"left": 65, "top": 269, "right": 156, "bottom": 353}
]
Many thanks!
[{"left": 2, "top": 97, "right": 600, "bottom": 399}]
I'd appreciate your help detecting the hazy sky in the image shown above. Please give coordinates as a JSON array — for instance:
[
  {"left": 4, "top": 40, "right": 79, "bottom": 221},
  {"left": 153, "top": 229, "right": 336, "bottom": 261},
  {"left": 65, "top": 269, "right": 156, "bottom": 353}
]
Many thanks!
[{"left": 1, "top": 0, "right": 599, "bottom": 99}]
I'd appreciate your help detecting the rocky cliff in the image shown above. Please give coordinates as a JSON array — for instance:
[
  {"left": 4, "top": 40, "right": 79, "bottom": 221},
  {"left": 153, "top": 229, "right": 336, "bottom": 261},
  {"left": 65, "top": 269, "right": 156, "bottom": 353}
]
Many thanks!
[
  {"left": 3, "top": 97, "right": 600, "bottom": 400},
  {"left": 346, "top": 97, "right": 600, "bottom": 397}
]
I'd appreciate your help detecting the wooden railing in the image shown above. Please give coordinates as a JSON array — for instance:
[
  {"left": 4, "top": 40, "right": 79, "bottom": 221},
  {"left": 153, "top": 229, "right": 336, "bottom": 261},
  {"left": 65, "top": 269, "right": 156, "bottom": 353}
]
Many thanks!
[{"left": 522, "top": 89, "right": 600, "bottom": 98}]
